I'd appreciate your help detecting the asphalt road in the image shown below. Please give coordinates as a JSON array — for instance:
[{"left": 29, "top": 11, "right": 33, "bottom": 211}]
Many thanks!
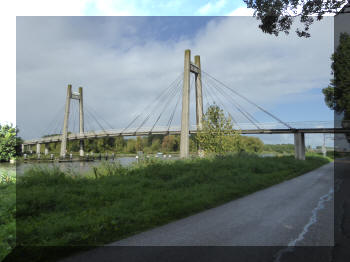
[
  {"left": 110, "top": 161, "right": 334, "bottom": 246},
  {"left": 59, "top": 160, "right": 342, "bottom": 262}
]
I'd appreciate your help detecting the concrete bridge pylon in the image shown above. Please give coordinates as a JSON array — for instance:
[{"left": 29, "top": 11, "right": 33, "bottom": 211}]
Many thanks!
[
  {"left": 60, "top": 84, "right": 85, "bottom": 158},
  {"left": 180, "top": 49, "right": 204, "bottom": 158}
]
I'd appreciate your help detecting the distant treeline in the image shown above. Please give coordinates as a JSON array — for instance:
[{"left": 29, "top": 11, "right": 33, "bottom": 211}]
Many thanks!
[
  {"left": 29, "top": 134, "right": 266, "bottom": 155},
  {"left": 29, "top": 135, "right": 309, "bottom": 156},
  {"left": 263, "top": 144, "right": 295, "bottom": 154},
  {"left": 39, "top": 134, "right": 185, "bottom": 154}
]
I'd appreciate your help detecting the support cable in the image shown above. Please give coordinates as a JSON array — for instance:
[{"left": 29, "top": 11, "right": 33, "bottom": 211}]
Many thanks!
[
  {"left": 136, "top": 75, "right": 182, "bottom": 133},
  {"left": 202, "top": 75, "right": 240, "bottom": 129},
  {"left": 167, "top": 84, "right": 182, "bottom": 131},
  {"left": 201, "top": 70, "right": 294, "bottom": 129},
  {"left": 122, "top": 73, "right": 183, "bottom": 133},
  {"left": 150, "top": 76, "right": 182, "bottom": 132},
  {"left": 202, "top": 78, "right": 246, "bottom": 128},
  {"left": 205, "top": 74, "right": 261, "bottom": 124},
  {"left": 84, "top": 112, "right": 96, "bottom": 136},
  {"left": 204, "top": 75, "right": 260, "bottom": 129},
  {"left": 41, "top": 104, "right": 65, "bottom": 137},
  {"left": 85, "top": 104, "right": 114, "bottom": 130},
  {"left": 203, "top": 76, "right": 217, "bottom": 105},
  {"left": 202, "top": 81, "right": 210, "bottom": 109},
  {"left": 85, "top": 107, "right": 106, "bottom": 133}
]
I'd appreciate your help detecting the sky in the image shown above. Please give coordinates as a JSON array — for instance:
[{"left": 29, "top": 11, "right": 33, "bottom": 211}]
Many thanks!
[{"left": 1, "top": 0, "right": 341, "bottom": 147}]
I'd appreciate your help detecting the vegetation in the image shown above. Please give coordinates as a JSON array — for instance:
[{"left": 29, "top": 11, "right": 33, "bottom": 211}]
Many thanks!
[
  {"left": 34, "top": 106, "right": 264, "bottom": 157},
  {"left": 244, "top": 0, "right": 347, "bottom": 38},
  {"left": 323, "top": 33, "right": 350, "bottom": 122},
  {"left": 0, "top": 168, "right": 16, "bottom": 261},
  {"left": 34, "top": 134, "right": 183, "bottom": 156},
  {"left": 2, "top": 154, "right": 330, "bottom": 261},
  {"left": 0, "top": 124, "right": 18, "bottom": 162},
  {"left": 240, "top": 136, "right": 264, "bottom": 153},
  {"left": 196, "top": 105, "right": 242, "bottom": 154},
  {"left": 263, "top": 143, "right": 295, "bottom": 154}
]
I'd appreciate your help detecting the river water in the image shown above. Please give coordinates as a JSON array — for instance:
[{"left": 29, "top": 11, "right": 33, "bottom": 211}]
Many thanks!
[
  {"left": 0, "top": 155, "right": 178, "bottom": 177},
  {"left": 16, "top": 157, "right": 138, "bottom": 175},
  {"left": 0, "top": 153, "right": 275, "bottom": 177}
]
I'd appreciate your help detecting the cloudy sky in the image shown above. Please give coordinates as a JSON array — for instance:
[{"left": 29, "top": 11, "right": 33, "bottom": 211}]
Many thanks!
[{"left": 2, "top": 0, "right": 340, "bottom": 147}]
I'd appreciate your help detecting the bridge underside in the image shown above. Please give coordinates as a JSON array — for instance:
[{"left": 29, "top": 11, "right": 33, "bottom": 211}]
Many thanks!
[
  {"left": 23, "top": 128, "right": 349, "bottom": 146},
  {"left": 23, "top": 128, "right": 350, "bottom": 160}
]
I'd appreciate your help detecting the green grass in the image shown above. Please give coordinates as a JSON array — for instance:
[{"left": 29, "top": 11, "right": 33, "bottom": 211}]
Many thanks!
[
  {"left": 0, "top": 169, "right": 16, "bottom": 262},
  {"left": 4, "top": 153, "right": 330, "bottom": 261}
]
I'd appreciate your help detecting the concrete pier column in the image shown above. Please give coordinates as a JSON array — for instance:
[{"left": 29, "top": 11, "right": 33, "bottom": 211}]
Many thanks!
[
  {"left": 44, "top": 144, "right": 49, "bottom": 155},
  {"left": 36, "top": 143, "right": 41, "bottom": 157},
  {"left": 294, "top": 132, "right": 305, "bottom": 160},
  {"left": 79, "top": 87, "right": 84, "bottom": 157},
  {"left": 180, "top": 49, "right": 191, "bottom": 158},
  {"left": 60, "top": 84, "right": 72, "bottom": 157},
  {"left": 27, "top": 144, "right": 32, "bottom": 153},
  {"left": 194, "top": 55, "right": 204, "bottom": 158},
  {"left": 21, "top": 144, "right": 24, "bottom": 153},
  {"left": 194, "top": 55, "right": 203, "bottom": 130}
]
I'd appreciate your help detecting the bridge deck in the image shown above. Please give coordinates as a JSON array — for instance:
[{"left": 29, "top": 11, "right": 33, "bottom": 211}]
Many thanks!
[{"left": 23, "top": 128, "right": 350, "bottom": 145}]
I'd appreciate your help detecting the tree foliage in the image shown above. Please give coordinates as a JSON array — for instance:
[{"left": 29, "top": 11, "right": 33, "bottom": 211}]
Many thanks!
[
  {"left": 322, "top": 32, "right": 350, "bottom": 121},
  {"left": 0, "top": 124, "right": 17, "bottom": 162},
  {"left": 196, "top": 105, "right": 242, "bottom": 155},
  {"left": 244, "top": 0, "right": 347, "bottom": 38},
  {"left": 263, "top": 143, "right": 295, "bottom": 153},
  {"left": 240, "top": 136, "right": 264, "bottom": 153}
]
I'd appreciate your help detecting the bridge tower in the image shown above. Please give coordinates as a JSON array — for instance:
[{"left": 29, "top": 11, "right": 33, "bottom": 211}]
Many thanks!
[
  {"left": 180, "top": 49, "right": 203, "bottom": 158},
  {"left": 60, "top": 84, "right": 85, "bottom": 158}
]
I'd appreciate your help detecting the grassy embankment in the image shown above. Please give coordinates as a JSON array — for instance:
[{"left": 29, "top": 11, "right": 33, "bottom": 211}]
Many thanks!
[
  {"left": 0, "top": 167, "right": 16, "bottom": 262},
  {"left": 2, "top": 153, "right": 331, "bottom": 261}
]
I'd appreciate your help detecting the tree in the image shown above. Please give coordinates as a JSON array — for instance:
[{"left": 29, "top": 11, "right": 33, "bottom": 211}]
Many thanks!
[
  {"left": 115, "top": 136, "right": 125, "bottom": 153},
  {"left": 126, "top": 139, "right": 136, "bottom": 153},
  {"left": 151, "top": 138, "right": 161, "bottom": 152},
  {"left": 322, "top": 33, "right": 350, "bottom": 122},
  {"left": 162, "top": 135, "right": 176, "bottom": 152},
  {"left": 68, "top": 140, "right": 80, "bottom": 152},
  {"left": 135, "top": 136, "right": 143, "bottom": 152},
  {"left": 196, "top": 105, "right": 242, "bottom": 155},
  {"left": 0, "top": 124, "right": 17, "bottom": 162},
  {"left": 244, "top": 0, "right": 347, "bottom": 38},
  {"left": 241, "top": 136, "right": 264, "bottom": 153}
]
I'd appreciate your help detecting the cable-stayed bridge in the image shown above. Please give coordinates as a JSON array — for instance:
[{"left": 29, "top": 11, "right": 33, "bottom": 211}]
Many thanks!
[
  {"left": 23, "top": 122, "right": 341, "bottom": 142},
  {"left": 22, "top": 50, "right": 350, "bottom": 160}
]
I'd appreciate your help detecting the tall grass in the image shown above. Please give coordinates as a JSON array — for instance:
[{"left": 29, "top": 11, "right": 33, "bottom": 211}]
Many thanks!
[
  {"left": 0, "top": 170, "right": 16, "bottom": 262},
  {"left": 4, "top": 153, "right": 330, "bottom": 261}
]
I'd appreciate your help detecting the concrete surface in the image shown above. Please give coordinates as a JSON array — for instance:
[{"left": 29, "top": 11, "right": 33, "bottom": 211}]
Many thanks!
[{"left": 58, "top": 160, "right": 346, "bottom": 262}]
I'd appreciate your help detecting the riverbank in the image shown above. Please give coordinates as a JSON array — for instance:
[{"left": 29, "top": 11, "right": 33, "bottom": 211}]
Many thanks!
[{"left": 2, "top": 153, "right": 331, "bottom": 261}]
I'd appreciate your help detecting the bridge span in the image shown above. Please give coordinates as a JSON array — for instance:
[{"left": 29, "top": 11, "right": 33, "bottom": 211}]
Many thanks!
[
  {"left": 23, "top": 126, "right": 348, "bottom": 146},
  {"left": 22, "top": 125, "right": 350, "bottom": 161},
  {"left": 21, "top": 49, "right": 350, "bottom": 160}
]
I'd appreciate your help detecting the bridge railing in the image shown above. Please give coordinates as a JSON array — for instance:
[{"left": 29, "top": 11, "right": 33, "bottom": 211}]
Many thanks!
[
  {"left": 23, "top": 121, "right": 338, "bottom": 145},
  {"left": 234, "top": 121, "right": 334, "bottom": 130}
]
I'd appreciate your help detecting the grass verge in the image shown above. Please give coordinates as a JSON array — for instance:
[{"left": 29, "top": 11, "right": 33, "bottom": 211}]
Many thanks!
[
  {"left": 4, "top": 153, "right": 330, "bottom": 261},
  {"left": 0, "top": 169, "right": 16, "bottom": 262}
]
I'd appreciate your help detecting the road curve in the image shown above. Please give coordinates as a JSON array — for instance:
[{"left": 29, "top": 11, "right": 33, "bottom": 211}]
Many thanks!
[{"left": 62, "top": 161, "right": 335, "bottom": 261}]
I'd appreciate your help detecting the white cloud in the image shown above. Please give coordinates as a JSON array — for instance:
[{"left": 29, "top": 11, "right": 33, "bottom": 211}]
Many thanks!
[
  {"left": 0, "top": 0, "right": 93, "bottom": 126},
  {"left": 198, "top": 3, "right": 213, "bottom": 15},
  {"left": 227, "top": 6, "right": 255, "bottom": 16},
  {"left": 227, "top": 3, "right": 337, "bottom": 17},
  {"left": 16, "top": 16, "right": 333, "bottom": 145},
  {"left": 11, "top": 0, "right": 90, "bottom": 15},
  {"left": 197, "top": 0, "right": 227, "bottom": 15},
  {"left": 87, "top": 0, "right": 146, "bottom": 16}
]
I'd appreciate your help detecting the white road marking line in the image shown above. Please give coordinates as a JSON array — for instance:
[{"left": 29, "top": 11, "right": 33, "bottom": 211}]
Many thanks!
[{"left": 274, "top": 179, "right": 342, "bottom": 262}]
